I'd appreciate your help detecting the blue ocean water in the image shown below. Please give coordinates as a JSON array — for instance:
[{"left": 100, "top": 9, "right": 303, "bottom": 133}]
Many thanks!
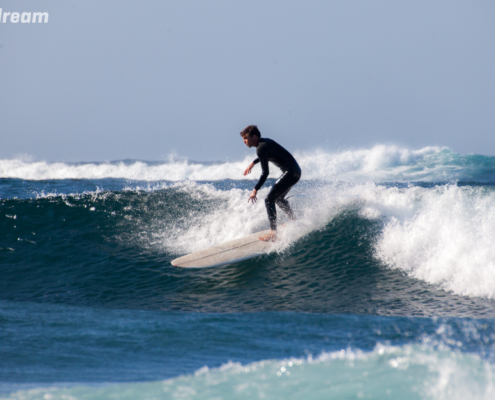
[{"left": 2, "top": 146, "right": 495, "bottom": 399}]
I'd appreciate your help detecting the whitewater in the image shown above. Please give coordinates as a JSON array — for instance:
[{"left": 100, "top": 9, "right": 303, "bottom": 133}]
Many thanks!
[
  {"left": 3, "top": 145, "right": 495, "bottom": 182},
  {"left": 2, "top": 145, "right": 495, "bottom": 399}
]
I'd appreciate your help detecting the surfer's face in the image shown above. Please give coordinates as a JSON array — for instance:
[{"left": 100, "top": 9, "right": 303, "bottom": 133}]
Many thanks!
[{"left": 243, "top": 135, "right": 258, "bottom": 148}]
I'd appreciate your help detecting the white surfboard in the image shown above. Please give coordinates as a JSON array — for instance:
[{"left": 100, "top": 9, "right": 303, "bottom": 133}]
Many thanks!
[{"left": 171, "top": 230, "right": 274, "bottom": 268}]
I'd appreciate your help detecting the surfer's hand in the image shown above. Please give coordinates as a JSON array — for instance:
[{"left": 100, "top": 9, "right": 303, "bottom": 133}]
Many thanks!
[
  {"left": 244, "top": 163, "right": 254, "bottom": 176},
  {"left": 248, "top": 189, "right": 257, "bottom": 203}
]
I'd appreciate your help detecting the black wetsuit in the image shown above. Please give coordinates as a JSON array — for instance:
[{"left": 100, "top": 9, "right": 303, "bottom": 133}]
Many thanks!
[{"left": 253, "top": 138, "right": 301, "bottom": 231}]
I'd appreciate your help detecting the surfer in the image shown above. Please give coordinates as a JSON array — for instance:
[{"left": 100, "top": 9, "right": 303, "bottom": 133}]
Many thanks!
[{"left": 241, "top": 125, "right": 301, "bottom": 242}]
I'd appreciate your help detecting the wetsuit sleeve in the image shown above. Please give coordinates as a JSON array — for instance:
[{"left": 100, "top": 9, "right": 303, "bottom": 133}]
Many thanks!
[
  {"left": 254, "top": 149, "right": 269, "bottom": 191},
  {"left": 253, "top": 158, "right": 260, "bottom": 164}
]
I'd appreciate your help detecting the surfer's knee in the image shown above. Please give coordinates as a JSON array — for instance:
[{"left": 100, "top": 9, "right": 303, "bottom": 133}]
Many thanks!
[{"left": 265, "top": 198, "right": 276, "bottom": 219}]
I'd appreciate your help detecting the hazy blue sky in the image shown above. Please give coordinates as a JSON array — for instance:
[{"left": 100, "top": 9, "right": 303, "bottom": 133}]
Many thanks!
[{"left": 1, "top": 0, "right": 494, "bottom": 162}]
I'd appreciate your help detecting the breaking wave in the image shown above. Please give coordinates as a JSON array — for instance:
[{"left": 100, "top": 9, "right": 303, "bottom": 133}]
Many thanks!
[{"left": 2, "top": 146, "right": 495, "bottom": 182}]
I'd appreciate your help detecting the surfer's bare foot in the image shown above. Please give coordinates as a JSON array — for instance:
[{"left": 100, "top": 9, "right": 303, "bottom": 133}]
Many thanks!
[{"left": 259, "top": 232, "right": 277, "bottom": 242}]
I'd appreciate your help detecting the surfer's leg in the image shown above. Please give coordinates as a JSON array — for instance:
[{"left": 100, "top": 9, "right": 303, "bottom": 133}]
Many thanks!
[
  {"left": 265, "top": 196, "right": 278, "bottom": 231},
  {"left": 274, "top": 172, "right": 300, "bottom": 221},
  {"left": 265, "top": 171, "right": 300, "bottom": 230}
]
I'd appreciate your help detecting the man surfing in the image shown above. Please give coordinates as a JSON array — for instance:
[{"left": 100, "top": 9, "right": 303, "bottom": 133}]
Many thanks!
[{"left": 241, "top": 125, "right": 301, "bottom": 242}]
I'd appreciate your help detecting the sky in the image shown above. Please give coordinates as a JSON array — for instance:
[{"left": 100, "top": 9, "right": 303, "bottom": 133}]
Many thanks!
[{"left": 1, "top": 0, "right": 494, "bottom": 162}]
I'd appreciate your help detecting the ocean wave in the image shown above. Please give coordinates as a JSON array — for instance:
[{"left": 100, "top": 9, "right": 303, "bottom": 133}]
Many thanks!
[
  {"left": 5, "top": 344, "right": 494, "bottom": 400},
  {"left": 144, "top": 182, "right": 495, "bottom": 303},
  {"left": 4, "top": 180, "right": 495, "bottom": 307},
  {"left": 371, "top": 184, "right": 495, "bottom": 299},
  {"left": 2, "top": 146, "right": 495, "bottom": 182},
  {"left": 2, "top": 180, "right": 495, "bottom": 314}
]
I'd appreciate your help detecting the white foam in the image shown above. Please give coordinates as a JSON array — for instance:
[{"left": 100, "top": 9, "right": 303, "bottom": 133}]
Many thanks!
[
  {"left": 0, "top": 145, "right": 470, "bottom": 182},
  {"left": 299, "top": 145, "right": 447, "bottom": 182},
  {"left": 7, "top": 344, "right": 494, "bottom": 400},
  {"left": 0, "top": 158, "right": 247, "bottom": 181},
  {"left": 360, "top": 184, "right": 495, "bottom": 298},
  {"left": 138, "top": 180, "right": 352, "bottom": 257},
  {"left": 167, "top": 344, "right": 495, "bottom": 400},
  {"left": 154, "top": 183, "right": 271, "bottom": 254}
]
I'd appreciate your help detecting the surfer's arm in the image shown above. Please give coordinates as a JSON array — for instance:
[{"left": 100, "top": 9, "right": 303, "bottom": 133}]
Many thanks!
[
  {"left": 244, "top": 162, "right": 255, "bottom": 176},
  {"left": 254, "top": 156, "right": 269, "bottom": 191}
]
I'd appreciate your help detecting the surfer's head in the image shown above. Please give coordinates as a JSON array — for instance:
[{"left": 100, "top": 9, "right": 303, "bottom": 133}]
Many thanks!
[
  {"left": 240, "top": 125, "right": 260, "bottom": 148},
  {"left": 240, "top": 125, "right": 261, "bottom": 139}
]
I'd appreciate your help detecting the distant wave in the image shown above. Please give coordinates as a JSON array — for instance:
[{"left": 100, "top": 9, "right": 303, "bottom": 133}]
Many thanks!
[{"left": 2, "top": 145, "right": 495, "bottom": 182}]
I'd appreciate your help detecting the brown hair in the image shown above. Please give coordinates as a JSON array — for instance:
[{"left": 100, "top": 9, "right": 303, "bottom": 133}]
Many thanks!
[{"left": 240, "top": 125, "right": 261, "bottom": 139}]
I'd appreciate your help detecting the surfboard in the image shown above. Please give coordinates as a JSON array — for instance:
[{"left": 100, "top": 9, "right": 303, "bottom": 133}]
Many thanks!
[{"left": 171, "top": 230, "right": 273, "bottom": 268}]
